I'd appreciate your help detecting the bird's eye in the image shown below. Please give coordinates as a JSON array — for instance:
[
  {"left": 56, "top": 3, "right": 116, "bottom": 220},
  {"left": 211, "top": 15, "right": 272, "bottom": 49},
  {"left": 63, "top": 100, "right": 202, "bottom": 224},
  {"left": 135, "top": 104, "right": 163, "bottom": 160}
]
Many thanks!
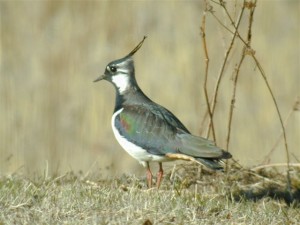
[{"left": 109, "top": 66, "right": 117, "bottom": 72}]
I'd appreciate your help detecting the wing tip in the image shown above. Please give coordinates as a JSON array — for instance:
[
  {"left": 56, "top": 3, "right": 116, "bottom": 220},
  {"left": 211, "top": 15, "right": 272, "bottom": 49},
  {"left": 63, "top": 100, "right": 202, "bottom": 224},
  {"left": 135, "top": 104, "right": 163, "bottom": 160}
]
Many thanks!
[
  {"left": 221, "top": 150, "right": 232, "bottom": 159},
  {"left": 195, "top": 157, "right": 228, "bottom": 171}
]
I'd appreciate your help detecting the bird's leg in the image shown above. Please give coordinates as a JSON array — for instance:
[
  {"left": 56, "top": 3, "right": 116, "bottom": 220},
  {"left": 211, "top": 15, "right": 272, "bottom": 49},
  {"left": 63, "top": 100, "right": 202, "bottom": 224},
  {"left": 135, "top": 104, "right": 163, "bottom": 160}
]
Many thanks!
[
  {"left": 156, "top": 162, "right": 164, "bottom": 188},
  {"left": 146, "top": 162, "right": 153, "bottom": 188}
]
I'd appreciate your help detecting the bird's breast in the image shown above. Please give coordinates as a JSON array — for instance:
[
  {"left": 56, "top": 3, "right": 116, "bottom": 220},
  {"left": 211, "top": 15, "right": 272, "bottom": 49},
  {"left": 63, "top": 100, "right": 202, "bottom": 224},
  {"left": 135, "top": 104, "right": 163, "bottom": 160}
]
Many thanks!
[{"left": 111, "top": 108, "right": 171, "bottom": 164}]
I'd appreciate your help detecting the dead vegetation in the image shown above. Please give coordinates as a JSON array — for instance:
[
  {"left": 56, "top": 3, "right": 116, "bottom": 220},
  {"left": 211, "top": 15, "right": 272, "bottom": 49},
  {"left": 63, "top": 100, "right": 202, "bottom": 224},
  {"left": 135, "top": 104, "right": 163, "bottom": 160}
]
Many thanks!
[
  {"left": 0, "top": 0, "right": 299, "bottom": 224},
  {"left": 0, "top": 166, "right": 299, "bottom": 224},
  {"left": 198, "top": 0, "right": 299, "bottom": 208}
]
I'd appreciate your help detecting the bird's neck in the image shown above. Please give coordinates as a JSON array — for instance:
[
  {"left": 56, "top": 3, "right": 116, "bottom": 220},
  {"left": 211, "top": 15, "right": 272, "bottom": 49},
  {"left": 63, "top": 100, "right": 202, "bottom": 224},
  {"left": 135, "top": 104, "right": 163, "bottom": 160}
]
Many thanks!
[{"left": 113, "top": 79, "right": 150, "bottom": 112}]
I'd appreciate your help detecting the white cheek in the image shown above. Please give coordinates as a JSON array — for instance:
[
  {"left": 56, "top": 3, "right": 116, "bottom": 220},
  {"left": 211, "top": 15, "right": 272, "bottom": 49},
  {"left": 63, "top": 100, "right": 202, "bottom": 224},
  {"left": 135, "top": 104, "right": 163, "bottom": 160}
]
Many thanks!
[{"left": 112, "top": 74, "right": 129, "bottom": 93}]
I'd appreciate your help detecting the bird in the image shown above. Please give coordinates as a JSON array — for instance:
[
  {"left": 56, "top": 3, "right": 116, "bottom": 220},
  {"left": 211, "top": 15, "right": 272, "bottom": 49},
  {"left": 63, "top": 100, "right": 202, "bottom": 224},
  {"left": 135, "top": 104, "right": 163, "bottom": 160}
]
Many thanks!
[{"left": 94, "top": 37, "right": 232, "bottom": 188}]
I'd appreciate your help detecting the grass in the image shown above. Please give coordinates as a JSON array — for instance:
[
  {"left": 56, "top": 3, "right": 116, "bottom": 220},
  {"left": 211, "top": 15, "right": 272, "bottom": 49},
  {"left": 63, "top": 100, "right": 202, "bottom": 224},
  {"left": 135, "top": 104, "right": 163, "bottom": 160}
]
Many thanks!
[
  {"left": 1, "top": 1, "right": 299, "bottom": 224},
  {"left": 1, "top": 165, "right": 299, "bottom": 224}
]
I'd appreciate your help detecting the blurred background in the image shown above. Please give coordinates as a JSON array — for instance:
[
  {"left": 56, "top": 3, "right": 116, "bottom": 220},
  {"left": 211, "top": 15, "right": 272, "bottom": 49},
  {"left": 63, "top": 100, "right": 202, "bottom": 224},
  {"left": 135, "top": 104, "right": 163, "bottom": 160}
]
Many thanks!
[{"left": 0, "top": 1, "right": 299, "bottom": 178}]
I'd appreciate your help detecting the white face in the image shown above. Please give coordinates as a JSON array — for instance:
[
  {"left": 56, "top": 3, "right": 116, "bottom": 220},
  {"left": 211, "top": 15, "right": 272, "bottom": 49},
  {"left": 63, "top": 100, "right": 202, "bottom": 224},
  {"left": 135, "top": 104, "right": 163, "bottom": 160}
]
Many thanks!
[
  {"left": 111, "top": 73, "right": 130, "bottom": 93},
  {"left": 105, "top": 58, "right": 133, "bottom": 94}
]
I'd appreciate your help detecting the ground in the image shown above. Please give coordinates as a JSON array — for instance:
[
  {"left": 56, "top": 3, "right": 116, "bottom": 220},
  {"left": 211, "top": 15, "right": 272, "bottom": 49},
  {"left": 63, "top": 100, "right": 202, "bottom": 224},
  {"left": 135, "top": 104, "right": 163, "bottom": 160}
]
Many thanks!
[{"left": 1, "top": 164, "right": 299, "bottom": 225}]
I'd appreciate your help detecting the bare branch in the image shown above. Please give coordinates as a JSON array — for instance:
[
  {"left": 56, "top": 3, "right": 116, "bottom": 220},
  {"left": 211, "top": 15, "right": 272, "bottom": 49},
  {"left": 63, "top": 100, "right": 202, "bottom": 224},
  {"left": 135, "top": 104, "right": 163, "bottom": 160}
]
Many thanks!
[
  {"left": 200, "top": 0, "right": 216, "bottom": 142},
  {"left": 207, "top": 0, "right": 246, "bottom": 138}
]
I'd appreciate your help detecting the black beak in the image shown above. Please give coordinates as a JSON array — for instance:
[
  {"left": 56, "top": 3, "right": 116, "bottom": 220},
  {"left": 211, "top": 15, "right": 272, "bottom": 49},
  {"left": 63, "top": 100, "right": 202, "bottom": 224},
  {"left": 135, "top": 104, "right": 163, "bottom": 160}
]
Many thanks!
[{"left": 93, "top": 74, "right": 106, "bottom": 82}]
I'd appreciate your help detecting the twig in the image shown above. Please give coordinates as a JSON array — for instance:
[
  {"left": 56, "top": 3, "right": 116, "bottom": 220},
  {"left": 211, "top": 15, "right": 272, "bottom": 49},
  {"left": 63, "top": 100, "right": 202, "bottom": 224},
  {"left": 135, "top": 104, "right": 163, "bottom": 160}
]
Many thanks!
[
  {"left": 200, "top": 0, "right": 216, "bottom": 141},
  {"left": 210, "top": 12, "right": 235, "bottom": 35},
  {"left": 226, "top": 0, "right": 253, "bottom": 150},
  {"left": 218, "top": 1, "right": 251, "bottom": 47},
  {"left": 251, "top": 54, "right": 292, "bottom": 192},
  {"left": 199, "top": 110, "right": 209, "bottom": 136},
  {"left": 206, "top": 0, "right": 246, "bottom": 139},
  {"left": 252, "top": 163, "right": 300, "bottom": 171},
  {"left": 262, "top": 96, "right": 299, "bottom": 164},
  {"left": 202, "top": 1, "right": 292, "bottom": 190},
  {"left": 217, "top": 1, "right": 290, "bottom": 172},
  {"left": 244, "top": 170, "right": 285, "bottom": 187},
  {"left": 240, "top": 0, "right": 292, "bottom": 194},
  {"left": 217, "top": 0, "right": 292, "bottom": 192},
  {"left": 226, "top": 50, "right": 246, "bottom": 150},
  {"left": 252, "top": 53, "right": 291, "bottom": 166}
]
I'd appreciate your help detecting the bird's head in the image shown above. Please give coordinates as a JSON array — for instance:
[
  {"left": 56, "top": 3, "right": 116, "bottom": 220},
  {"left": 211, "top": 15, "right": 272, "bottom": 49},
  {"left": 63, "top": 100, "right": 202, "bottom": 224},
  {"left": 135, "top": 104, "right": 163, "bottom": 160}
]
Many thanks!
[{"left": 94, "top": 36, "right": 146, "bottom": 93}]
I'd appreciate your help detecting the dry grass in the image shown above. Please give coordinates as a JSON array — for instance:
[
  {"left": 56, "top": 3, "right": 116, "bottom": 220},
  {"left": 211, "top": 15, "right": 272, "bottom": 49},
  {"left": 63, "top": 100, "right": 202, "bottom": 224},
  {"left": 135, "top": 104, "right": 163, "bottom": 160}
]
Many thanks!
[
  {"left": 1, "top": 1, "right": 300, "bottom": 223},
  {"left": 0, "top": 166, "right": 299, "bottom": 224}
]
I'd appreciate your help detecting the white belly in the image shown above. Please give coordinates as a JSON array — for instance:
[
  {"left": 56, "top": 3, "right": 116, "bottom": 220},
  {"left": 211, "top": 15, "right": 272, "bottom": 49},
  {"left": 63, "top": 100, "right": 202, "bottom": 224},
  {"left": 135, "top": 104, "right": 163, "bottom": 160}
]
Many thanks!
[{"left": 111, "top": 108, "right": 170, "bottom": 167}]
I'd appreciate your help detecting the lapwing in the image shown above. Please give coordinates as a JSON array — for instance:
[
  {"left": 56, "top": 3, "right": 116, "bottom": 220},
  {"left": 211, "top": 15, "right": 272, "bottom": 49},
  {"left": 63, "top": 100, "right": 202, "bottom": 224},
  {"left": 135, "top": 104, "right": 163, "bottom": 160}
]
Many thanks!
[{"left": 94, "top": 37, "right": 232, "bottom": 188}]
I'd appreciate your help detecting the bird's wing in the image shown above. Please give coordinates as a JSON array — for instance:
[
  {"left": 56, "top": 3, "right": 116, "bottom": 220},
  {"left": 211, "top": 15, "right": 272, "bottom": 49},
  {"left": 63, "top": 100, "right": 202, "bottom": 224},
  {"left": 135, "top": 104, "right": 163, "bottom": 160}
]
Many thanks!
[
  {"left": 114, "top": 104, "right": 230, "bottom": 160},
  {"left": 148, "top": 103, "right": 190, "bottom": 134},
  {"left": 176, "top": 133, "right": 231, "bottom": 159},
  {"left": 114, "top": 104, "right": 180, "bottom": 155}
]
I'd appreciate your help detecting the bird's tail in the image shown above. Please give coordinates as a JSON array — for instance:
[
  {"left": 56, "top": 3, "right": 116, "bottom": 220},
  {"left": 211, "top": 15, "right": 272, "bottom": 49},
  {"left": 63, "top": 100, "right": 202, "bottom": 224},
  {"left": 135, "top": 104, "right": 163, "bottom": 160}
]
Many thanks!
[
  {"left": 195, "top": 151, "right": 231, "bottom": 171},
  {"left": 195, "top": 158, "right": 224, "bottom": 171}
]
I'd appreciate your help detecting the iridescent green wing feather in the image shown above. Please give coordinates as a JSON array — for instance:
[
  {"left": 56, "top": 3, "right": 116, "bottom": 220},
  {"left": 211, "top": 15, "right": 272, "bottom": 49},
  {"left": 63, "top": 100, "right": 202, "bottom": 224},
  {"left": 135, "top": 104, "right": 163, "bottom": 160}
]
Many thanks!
[{"left": 114, "top": 104, "right": 228, "bottom": 159}]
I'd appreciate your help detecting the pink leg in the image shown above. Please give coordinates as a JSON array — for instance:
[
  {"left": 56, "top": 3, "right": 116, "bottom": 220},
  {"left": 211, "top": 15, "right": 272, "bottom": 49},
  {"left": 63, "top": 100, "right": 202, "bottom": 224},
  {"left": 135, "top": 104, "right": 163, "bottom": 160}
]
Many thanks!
[
  {"left": 146, "top": 162, "right": 153, "bottom": 188},
  {"left": 156, "top": 162, "right": 164, "bottom": 188}
]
